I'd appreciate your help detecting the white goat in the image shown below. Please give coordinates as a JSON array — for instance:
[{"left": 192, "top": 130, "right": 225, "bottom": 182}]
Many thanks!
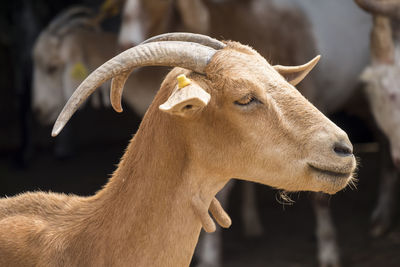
[
  {"left": 32, "top": 7, "right": 113, "bottom": 124},
  {"left": 355, "top": 0, "right": 400, "bottom": 237},
  {"left": 0, "top": 33, "right": 356, "bottom": 267}
]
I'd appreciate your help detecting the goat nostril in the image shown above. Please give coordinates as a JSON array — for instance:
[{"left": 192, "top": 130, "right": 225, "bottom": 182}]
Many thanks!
[{"left": 333, "top": 141, "right": 353, "bottom": 156}]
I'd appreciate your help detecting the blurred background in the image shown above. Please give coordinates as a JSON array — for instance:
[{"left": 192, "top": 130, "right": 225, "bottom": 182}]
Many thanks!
[{"left": 0, "top": 0, "right": 399, "bottom": 266}]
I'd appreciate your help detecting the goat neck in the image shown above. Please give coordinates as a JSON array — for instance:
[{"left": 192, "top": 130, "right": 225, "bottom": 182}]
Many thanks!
[{"left": 77, "top": 72, "right": 228, "bottom": 266}]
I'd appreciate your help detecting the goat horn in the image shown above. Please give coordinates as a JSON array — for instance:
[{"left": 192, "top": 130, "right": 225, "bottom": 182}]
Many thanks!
[
  {"left": 52, "top": 41, "right": 217, "bottom": 136},
  {"left": 110, "top": 69, "right": 133, "bottom": 113},
  {"left": 355, "top": 0, "right": 400, "bottom": 19},
  {"left": 141, "top": 32, "right": 226, "bottom": 50},
  {"left": 106, "top": 33, "right": 226, "bottom": 113},
  {"left": 110, "top": 34, "right": 226, "bottom": 113},
  {"left": 273, "top": 55, "right": 321, "bottom": 85}
]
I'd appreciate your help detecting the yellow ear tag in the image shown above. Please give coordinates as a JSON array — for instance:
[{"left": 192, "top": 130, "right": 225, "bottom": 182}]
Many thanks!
[
  {"left": 177, "top": 74, "right": 191, "bottom": 89},
  {"left": 70, "top": 62, "right": 88, "bottom": 80}
]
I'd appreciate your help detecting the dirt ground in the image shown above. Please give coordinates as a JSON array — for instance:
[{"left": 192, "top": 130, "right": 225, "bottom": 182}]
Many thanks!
[{"left": 1, "top": 107, "right": 400, "bottom": 267}]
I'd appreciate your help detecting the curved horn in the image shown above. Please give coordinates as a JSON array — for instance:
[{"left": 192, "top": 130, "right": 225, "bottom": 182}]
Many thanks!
[
  {"left": 355, "top": 0, "right": 400, "bottom": 19},
  {"left": 141, "top": 32, "right": 226, "bottom": 50},
  {"left": 110, "top": 33, "right": 227, "bottom": 113},
  {"left": 110, "top": 69, "right": 133, "bottom": 113},
  {"left": 52, "top": 41, "right": 217, "bottom": 136}
]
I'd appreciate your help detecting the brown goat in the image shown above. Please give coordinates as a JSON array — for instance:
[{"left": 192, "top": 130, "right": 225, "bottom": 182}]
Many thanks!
[
  {"left": 0, "top": 34, "right": 356, "bottom": 266},
  {"left": 118, "top": 2, "right": 324, "bottom": 266}
]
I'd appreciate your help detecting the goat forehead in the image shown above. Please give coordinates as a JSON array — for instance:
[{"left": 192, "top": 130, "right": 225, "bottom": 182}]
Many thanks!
[
  {"left": 227, "top": 51, "right": 266, "bottom": 69},
  {"left": 205, "top": 43, "right": 293, "bottom": 97},
  {"left": 209, "top": 51, "right": 272, "bottom": 80}
]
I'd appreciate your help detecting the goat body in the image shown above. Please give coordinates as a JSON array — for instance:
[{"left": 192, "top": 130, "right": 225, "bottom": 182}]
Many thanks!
[
  {"left": 118, "top": 1, "right": 366, "bottom": 266},
  {"left": 0, "top": 36, "right": 356, "bottom": 266}
]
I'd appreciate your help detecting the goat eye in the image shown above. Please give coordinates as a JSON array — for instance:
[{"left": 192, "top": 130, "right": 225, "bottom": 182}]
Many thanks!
[{"left": 234, "top": 95, "right": 258, "bottom": 106}]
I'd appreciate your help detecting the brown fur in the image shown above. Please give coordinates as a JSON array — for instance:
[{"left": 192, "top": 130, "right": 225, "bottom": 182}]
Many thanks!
[{"left": 0, "top": 42, "right": 355, "bottom": 266}]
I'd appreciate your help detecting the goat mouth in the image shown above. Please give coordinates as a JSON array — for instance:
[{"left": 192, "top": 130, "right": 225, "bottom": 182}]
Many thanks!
[{"left": 308, "top": 164, "right": 351, "bottom": 179}]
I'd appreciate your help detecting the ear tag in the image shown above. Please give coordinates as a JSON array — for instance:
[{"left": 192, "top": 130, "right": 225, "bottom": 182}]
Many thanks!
[
  {"left": 177, "top": 74, "right": 191, "bottom": 89},
  {"left": 71, "top": 62, "right": 88, "bottom": 80}
]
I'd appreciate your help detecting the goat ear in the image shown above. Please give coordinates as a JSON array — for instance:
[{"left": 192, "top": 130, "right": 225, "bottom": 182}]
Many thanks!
[
  {"left": 273, "top": 55, "right": 321, "bottom": 86},
  {"left": 159, "top": 82, "right": 210, "bottom": 117}
]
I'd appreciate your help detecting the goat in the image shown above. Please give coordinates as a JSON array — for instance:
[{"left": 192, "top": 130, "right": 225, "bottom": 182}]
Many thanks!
[
  {"left": 32, "top": 7, "right": 113, "bottom": 125},
  {"left": 355, "top": 0, "right": 400, "bottom": 237},
  {"left": 118, "top": 1, "right": 326, "bottom": 266},
  {"left": 32, "top": 6, "right": 167, "bottom": 158},
  {"left": 119, "top": 1, "right": 368, "bottom": 266},
  {"left": 32, "top": 7, "right": 115, "bottom": 157},
  {"left": 0, "top": 33, "right": 356, "bottom": 266},
  {"left": 31, "top": 7, "right": 230, "bottom": 231},
  {"left": 32, "top": 6, "right": 173, "bottom": 122},
  {"left": 31, "top": 0, "right": 126, "bottom": 120}
]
